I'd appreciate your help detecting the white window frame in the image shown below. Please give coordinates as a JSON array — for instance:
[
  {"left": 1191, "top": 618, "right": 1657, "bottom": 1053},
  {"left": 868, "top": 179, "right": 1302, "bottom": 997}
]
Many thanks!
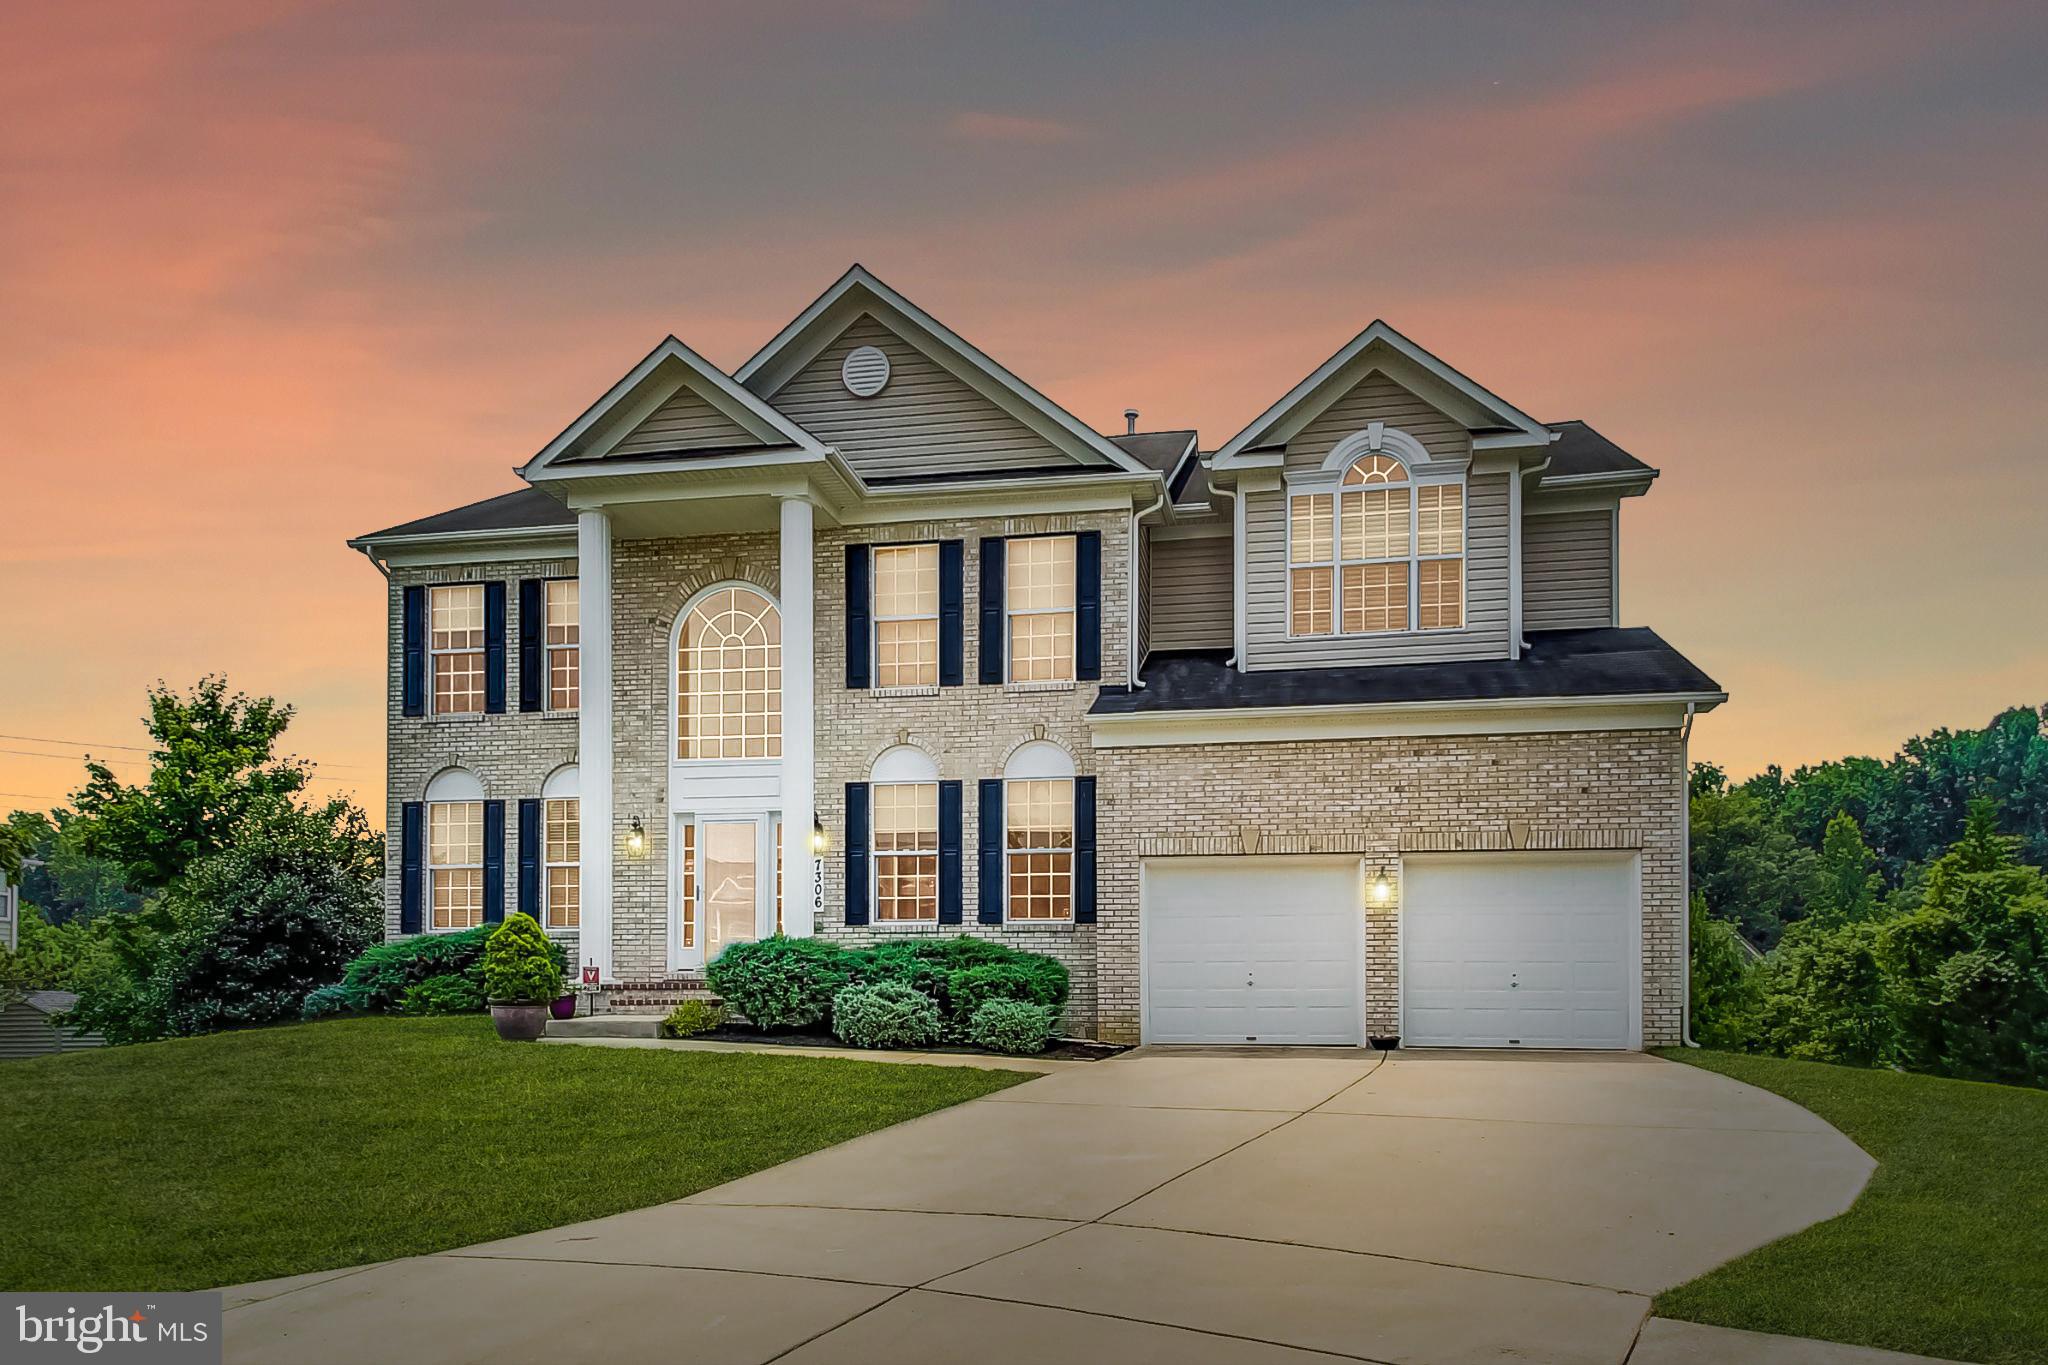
[
  {"left": 423, "top": 768, "right": 486, "bottom": 934},
  {"left": 674, "top": 582, "right": 783, "bottom": 762},
  {"left": 1005, "top": 533, "right": 1078, "bottom": 686},
  {"left": 1002, "top": 741, "right": 1076, "bottom": 924},
  {"left": 1283, "top": 427, "right": 1468, "bottom": 638},
  {"left": 870, "top": 745, "right": 940, "bottom": 924},
  {"left": 544, "top": 577, "right": 580, "bottom": 715},
  {"left": 428, "top": 583, "right": 487, "bottom": 716},
  {"left": 870, "top": 542, "right": 941, "bottom": 693},
  {"left": 541, "top": 764, "right": 579, "bottom": 931}
]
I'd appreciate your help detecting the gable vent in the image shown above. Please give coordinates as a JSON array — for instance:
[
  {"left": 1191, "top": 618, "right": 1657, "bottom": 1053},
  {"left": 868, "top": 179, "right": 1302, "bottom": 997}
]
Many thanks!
[{"left": 841, "top": 344, "right": 892, "bottom": 398}]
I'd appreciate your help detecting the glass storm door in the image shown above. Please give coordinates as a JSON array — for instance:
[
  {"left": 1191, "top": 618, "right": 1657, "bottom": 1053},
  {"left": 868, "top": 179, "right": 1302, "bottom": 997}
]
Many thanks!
[{"left": 701, "top": 819, "right": 761, "bottom": 961}]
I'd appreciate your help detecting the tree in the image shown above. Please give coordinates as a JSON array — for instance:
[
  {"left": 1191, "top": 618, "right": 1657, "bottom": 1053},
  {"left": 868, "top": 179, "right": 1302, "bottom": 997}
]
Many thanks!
[
  {"left": 0, "top": 906, "right": 110, "bottom": 996},
  {"left": 0, "top": 823, "right": 22, "bottom": 881},
  {"left": 71, "top": 676, "right": 310, "bottom": 891},
  {"left": 1806, "top": 812, "right": 1882, "bottom": 929},
  {"left": 1689, "top": 761, "right": 1728, "bottom": 801},
  {"left": 5, "top": 810, "right": 141, "bottom": 925},
  {"left": 1878, "top": 802, "right": 2048, "bottom": 1086},
  {"left": 1754, "top": 920, "right": 1895, "bottom": 1067},
  {"left": 1690, "top": 786, "right": 1818, "bottom": 948},
  {"left": 67, "top": 796, "right": 382, "bottom": 1042},
  {"left": 1688, "top": 893, "right": 1760, "bottom": 1049}
]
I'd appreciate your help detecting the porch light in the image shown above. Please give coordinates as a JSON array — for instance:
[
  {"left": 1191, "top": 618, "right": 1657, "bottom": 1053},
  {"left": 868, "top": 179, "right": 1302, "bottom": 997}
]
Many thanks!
[
  {"left": 810, "top": 819, "right": 829, "bottom": 855},
  {"left": 625, "top": 816, "right": 646, "bottom": 857},
  {"left": 1369, "top": 869, "right": 1393, "bottom": 904}
]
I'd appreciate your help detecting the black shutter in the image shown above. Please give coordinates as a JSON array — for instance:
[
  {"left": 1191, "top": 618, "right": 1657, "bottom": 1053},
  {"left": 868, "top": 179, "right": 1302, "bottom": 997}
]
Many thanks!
[
  {"left": 938, "top": 540, "right": 965, "bottom": 687},
  {"left": 978, "top": 537, "right": 1005, "bottom": 685},
  {"left": 938, "top": 780, "right": 963, "bottom": 925},
  {"left": 399, "top": 802, "right": 424, "bottom": 933},
  {"left": 484, "top": 581, "right": 508, "bottom": 714},
  {"left": 401, "top": 586, "right": 426, "bottom": 717},
  {"left": 482, "top": 800, "right": 506, "bottom": 923},
  {"left": 517, "top": 798, "right": 541, "bottom": 922},
  {"left": 845, "top": 545, "right": 871, "bottom": 690},
  {"left": 844, "top": 783, "right": 871, "bottom": 926},
  {"left": 978, "top": 778, "right": 1004, "bottom": 924},
  {"left": 518, "top": 579, "right": 544, "bottom": 712},
  {"left": 1074, "top": 776, "right": 1098, "bottom": 924},
  {"left": 1075, "top": 530, "right": 1102, "bottom": 681}
]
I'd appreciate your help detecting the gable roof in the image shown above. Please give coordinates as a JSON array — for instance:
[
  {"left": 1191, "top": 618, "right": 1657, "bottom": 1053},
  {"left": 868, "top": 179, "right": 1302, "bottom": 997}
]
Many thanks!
[
  {"left": 1214, "top": 320, "right": 1552, "bottom": 467},
  {"left": 736, "top": 266, "right": 1157, "bottom": 479},
  {"left": 352, "top": 488, "right": 574, "bottom": 545},
  {"left": 1110, "top": 429, "right": 1203, "bottom": 505},
  {"left": 519, "top": 335, "right": 828, "bottom": 480}
]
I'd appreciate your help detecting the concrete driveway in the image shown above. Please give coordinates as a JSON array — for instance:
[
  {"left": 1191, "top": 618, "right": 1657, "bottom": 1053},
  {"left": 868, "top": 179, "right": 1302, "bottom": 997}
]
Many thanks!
[{"left": 223, "top": 1049, "right": 1875, "bottom": 1365}]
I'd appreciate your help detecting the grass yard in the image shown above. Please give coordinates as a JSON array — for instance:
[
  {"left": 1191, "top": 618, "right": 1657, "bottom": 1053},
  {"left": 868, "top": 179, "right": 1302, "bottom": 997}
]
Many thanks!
[
  {"left": 0, "top": 1016, "right": 1027, "bottom": 1292},
  {"left": 1657, "top": 1050, "right": 2048, "bottom": 1365}
]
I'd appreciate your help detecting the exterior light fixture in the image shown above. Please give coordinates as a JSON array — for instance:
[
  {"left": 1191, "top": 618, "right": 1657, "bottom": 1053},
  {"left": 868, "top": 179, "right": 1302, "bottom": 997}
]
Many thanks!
[
  {"left": 625, "top": 816, "right": 646, "bottom": 857},
  {"left": 1369, "top": 869, "right": 1393, "bottom": 904},
  {"left": 810, "top": 819, "right": 829, "bottom": 855}
]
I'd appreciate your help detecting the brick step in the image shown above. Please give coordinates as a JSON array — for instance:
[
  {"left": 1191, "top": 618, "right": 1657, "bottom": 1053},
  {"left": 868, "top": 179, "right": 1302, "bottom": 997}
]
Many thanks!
[{"left": 596, "top": 980, "right": 721, "bottom": 1011}]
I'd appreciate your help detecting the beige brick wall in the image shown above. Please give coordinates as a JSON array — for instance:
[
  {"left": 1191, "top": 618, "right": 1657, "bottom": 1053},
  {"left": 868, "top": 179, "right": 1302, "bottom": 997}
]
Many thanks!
[{"left": 1091, "top": 728, "right": 1687, "bottom": 1046}]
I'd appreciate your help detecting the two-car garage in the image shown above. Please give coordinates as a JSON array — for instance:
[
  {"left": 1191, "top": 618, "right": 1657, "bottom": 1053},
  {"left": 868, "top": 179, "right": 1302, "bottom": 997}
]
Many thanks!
[{"left": 1141, "top": 852, "right": 1639, "bottom": 1049}]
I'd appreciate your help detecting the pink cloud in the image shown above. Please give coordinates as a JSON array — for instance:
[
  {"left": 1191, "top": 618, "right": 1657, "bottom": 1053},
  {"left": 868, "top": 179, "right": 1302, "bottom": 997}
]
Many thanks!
[{"left": 947, "top": 110, "right": 1083, "bottom": 145}]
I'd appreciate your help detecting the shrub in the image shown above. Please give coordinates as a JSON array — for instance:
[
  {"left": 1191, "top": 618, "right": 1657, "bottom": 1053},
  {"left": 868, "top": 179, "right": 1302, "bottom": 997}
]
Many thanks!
[
  {"left": 660, "top": 999, "right": 728, "bottom": 1038},
  {"left": 706, "top": 936, "right": 857, "bottom": 1030},
  {"left": 401, "top": 972, "right": 486, "bottom": 1015},
  {"left": 329, "top": 922, "right": 564, "bottom": 1016},
  {"left": 301, "top": 983, "right": 355, "bottom": 1021},
  {"left": 947, "top": 962, "right": 1062, "bottom": 1026},
  {"left": 849, "top": 941, "right": 949, "bottom": 1000},
  {"left": 482, "top": 913, "right": 562, "bottom": 1004},
  {"left": 844, "top": 938, "right": 1067, "bottom": 1025},
  {"left": 832, "top": 981, "right": 942, "bottom": 1050},
  {"left": 966, "top": 998, "right": 1057, "bottom": 1055}
]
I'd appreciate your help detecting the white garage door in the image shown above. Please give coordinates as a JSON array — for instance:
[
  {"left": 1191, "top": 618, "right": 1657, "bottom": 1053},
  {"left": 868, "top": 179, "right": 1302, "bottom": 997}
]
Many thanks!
[
  {"left": 1403, "top": 854, "right": 1637, "bottom": 1050},
  {"left": 1143, "top": 858, "right": 1362, "bottom": 1045}
]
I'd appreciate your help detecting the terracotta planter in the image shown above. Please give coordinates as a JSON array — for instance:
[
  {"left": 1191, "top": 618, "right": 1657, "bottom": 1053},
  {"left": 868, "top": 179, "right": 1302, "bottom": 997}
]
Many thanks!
[
  {"left": 490, "top": 1002, "right": 549, "bottom": 1042},
  {"left": 550, "top": 995, "right": 577, "bottom": 1021}
]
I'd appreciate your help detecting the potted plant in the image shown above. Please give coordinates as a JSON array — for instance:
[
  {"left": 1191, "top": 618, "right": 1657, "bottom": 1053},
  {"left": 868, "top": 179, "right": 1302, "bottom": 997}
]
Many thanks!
[
  {"left": 482, "top": 914, "right": 561, "bottom": 1041},
  {"left": 550, "top": 967, "right": 577, "bottom": 1021}
]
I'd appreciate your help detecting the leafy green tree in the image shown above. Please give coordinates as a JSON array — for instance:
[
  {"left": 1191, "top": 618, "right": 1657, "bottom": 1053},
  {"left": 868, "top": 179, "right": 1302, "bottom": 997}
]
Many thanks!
[
  {"left": 0, "top": 907, "right": 110, "bottom": 995},
  {"left": 1690, "top": 786, "right": 1818, "bottom": 948},
  {"left": 71, "top": 676, "right": 310, "bottom": 891},
  {"left": 0, "top": 823, "right": 22, "bottom": 881},
  {"left": 1754, "top": 920, "right": 1896, "bottom": 1066},
  {"left": 1806, "top": 812, "right": 1883, "bottom": 929},
  {"left": 5, "top": 810, "right": 141, "bottom": 925},
  {"left": 1879, "top": 803, "right": 2048, "bottom": 1086},
  {"left": 1689, "top": 893, "right": 1760, "bottom": 1049},
  {"left": 1689, "top": 761, "right": 1728, "bottom": 801}
]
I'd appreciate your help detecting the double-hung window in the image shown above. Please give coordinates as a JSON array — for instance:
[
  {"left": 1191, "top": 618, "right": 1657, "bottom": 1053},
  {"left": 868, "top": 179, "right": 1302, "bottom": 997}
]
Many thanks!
[
  {"left": 428, "top": 799, "right": 485, "bottom": 930},
  {"left": 872, "top": 543, "right": 939, "bottom": 689},
  {"left": 545, "top": 579, "right": 580, "bottom": 711},
  {"left": 1005, "top": 778, "right": 1075, "bottom": 921},
  {"left": 1287, "top": 450, "right": 1464, "bottom": 636},
  {"left": 429, "top": 584, "right": 486, "bottom": 714},
  {"left": 1006, "top": 535, "right": 1076, "bottom": 684},
  {"left": 544, "top": 796, "right": 579, "bottom": 929},
  {"left": 872, "top": 782, "right": 940, "bottom": 922}
]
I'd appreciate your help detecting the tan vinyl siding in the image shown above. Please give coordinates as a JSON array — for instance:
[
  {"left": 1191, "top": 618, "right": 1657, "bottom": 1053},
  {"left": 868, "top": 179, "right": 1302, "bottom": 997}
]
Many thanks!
[
  {"left": 1133, "top": 519, "right": 1151, "bottom": 662},
  {"left": 1244, "top": 471, "right": 1511, "bottom": 667},
  {"left": 1524, "top": 508, "right": 1616, "bottom": 630},
  {"left": 1149, "top": 534, "right": 1233, "bottom": 650},
  {"left": 1285, "top": 371, "right": 1471, "bottom": 473},
  {"left": 610, "top": 385, "right": 759, "bottom": 457},
  {"left": 769, "top": 315, "right": 1084, "bottom": 479}
]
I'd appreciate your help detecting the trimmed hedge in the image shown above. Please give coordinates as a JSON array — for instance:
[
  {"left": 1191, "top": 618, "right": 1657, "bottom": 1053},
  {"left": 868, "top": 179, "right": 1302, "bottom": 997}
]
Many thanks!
[
  {"left": 706, "top": 936, "right": 859, "bottom": 1030},
  {"left": 832, "top": 981, "right": 943, "bottom": 1050}
]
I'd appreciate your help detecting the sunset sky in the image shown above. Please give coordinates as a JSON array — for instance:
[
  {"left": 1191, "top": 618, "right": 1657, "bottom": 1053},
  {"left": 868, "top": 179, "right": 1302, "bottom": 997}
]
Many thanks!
[{"left": 4, "top": 1, "right": 2046, "bottom": 820}]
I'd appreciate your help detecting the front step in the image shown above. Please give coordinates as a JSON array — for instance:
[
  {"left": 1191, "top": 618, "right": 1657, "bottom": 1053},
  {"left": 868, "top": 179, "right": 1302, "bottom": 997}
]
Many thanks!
[
  {"left": 547, "top": 1013, "right": 667, "bottom": 1039},
  {"left": 596, "top": 979, "right": 722, "bottom": 1012}
]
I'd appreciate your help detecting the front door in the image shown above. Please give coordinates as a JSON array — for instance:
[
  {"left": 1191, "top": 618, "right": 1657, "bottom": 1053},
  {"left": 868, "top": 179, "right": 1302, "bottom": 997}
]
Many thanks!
[{"left": 701, "top": 818, "right": 762, "bottom": 963}]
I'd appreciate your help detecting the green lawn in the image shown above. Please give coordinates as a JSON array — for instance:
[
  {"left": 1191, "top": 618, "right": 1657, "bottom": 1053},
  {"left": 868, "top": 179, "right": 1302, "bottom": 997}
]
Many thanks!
[
  {"left": 0, "top": 1016, "right": 1027, "bottom": 1292},
  {"left": 1657, "top": 1050, "right": 2048, "bottom": 1365}
]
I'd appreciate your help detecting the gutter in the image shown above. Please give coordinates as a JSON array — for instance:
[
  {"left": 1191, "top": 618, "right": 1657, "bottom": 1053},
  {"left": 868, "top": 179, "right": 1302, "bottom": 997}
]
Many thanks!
[
  {"left": 1128, "top": 488, "right": 1167, "bottom": 689},
  {"left": 1088, "top": 690, "right": 1729, "bottom": 729}
]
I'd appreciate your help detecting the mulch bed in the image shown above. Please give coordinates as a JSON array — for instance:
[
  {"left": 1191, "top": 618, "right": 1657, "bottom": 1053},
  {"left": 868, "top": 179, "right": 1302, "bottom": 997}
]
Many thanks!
[{"left": 692, "top": 1026, "right": 1126, "bottom": 1063}]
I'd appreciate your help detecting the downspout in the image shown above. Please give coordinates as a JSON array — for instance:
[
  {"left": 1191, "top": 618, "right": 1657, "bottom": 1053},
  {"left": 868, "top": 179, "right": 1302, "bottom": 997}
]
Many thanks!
[
  {"left": 1210, "top": 478, "right": 1243, "bottom": 669},
  {"left": 1680, "top": 700, "right": 1699, "bottom": 1047},
  {"left": 1514, "top": 454, "right": 1552, "bottom": 655},
  {"left": 353, "top": 544, "right": 392, "bottom": 581},
  {"left": 1128, "top": 488, "right": 1167, "bottom": 689}
]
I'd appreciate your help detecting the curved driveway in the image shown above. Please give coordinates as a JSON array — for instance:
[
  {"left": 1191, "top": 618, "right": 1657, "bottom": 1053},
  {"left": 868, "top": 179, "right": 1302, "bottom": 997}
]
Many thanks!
[{"left": 225, "top": 1050, "right": 1875, "bottom": 1365}]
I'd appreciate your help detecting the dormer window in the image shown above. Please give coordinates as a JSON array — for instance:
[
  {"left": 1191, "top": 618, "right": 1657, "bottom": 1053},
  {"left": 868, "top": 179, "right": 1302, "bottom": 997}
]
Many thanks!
[{"left": 1288, "top": 449, "right": 1464, "bottom": 636}]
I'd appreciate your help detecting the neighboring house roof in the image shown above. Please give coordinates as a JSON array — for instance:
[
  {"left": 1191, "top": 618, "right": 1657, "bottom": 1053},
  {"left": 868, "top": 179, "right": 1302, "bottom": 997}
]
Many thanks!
[
  {"left": 24, "top": 991, "right": 78, "bottom": 1016},
  {"left": 1091, "top": 628, "right": 1722, "bottom": 715},
  {"left": 1541, "top": 420, "right": 1656, "bottom": 481},
  {"left": 354, "top": 488, "right": 574, "bottom": 543},
  {"left": 1109, "top": 430, "right": 1203, "bottom": 505}
]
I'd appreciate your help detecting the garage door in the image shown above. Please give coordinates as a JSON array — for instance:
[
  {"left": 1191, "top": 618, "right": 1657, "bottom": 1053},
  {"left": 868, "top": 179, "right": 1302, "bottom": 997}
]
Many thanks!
[
  {"left": 1402, "top": 853, "right": 1636, "bottom": 1049},
  {"left": 1143, "top": 858, "right": 1362, "bottom": 1045}
]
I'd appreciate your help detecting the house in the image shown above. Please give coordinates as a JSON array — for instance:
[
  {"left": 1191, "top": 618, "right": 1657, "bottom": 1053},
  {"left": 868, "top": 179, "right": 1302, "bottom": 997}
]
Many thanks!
[
  {"left": 348, "top": 266, "right": 1722, "bottom": 1049},
  {"left": 0, "top": 991, "right": 106, "bottom": 1060}
]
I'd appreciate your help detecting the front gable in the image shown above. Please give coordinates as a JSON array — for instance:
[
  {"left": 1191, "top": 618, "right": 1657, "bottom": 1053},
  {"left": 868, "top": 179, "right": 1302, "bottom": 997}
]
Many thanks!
[
  {"left": 1285, "top": 370, "right": 1472, "bottom": 475},
  {"left": 610, "top": 383, "right": 760, "bottom": 458}
]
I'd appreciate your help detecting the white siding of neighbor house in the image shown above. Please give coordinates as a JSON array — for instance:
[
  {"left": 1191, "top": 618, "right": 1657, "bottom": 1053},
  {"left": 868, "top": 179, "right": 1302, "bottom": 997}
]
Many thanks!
[
  {"left": 610, "top": 384, "right": 760, "bottom": 457},
  {"left": 1243, "top": 470, "right": 1511, "bottom": 668},
  {"left": 0, "top": 1004, "right": 104, "bottom": 1060},
  {"left": 1524, "top": 509, "right": 1617, "bottom": 630},
  {"left": 768, "top": 315, "right": 1088, "bottom": 480},
  {"left": 1148, "top": 534, "right": 1232, "bottom": 650}
]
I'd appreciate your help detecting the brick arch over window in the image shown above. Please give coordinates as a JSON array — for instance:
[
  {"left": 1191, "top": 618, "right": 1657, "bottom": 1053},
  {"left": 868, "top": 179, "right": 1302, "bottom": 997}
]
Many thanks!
[{"left": 651, "top": 555, "right": 781, "bottom": 633}]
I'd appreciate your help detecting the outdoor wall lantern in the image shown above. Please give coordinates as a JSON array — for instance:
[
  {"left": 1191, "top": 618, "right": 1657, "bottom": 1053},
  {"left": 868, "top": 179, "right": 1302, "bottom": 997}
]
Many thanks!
[
  {"left": 625, "top": 816, "right": 646, "bottom": 858},
  {"left": 1368, "top": 868, "right": 1394, "bottom": 904},
  {"left": 809, "top": 819, "right": 829, "bottom": 855}
]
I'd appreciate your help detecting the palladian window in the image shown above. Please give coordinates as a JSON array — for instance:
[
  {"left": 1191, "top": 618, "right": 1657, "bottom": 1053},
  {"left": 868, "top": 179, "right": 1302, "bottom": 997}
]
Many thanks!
[
  {"left": 1289, "top": 452, "right": 1464, "bottom": 636},
  {"left": 677, "top": 586, "right": 782, "bottom": 760}
]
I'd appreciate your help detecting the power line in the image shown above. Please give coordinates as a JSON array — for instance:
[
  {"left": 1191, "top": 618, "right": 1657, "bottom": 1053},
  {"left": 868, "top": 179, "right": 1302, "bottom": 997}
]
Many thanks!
[{"left": 0, "top": 733, "right": 372, "bottom": 772}]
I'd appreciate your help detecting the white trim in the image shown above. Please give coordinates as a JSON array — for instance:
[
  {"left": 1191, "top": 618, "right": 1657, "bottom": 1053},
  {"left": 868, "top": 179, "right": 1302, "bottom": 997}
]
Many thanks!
[
  {"left": 671, "top": 579, "right": 785, "bottom": 764},
  {"left": 871, "top": 744, "right": 939, "bottom": 785},
  {"left": 541, "top": 764, "right": 579, "bottom": 801},
  {"left": 1087, "top": 693, "right": 1728, "bottom": 748},
  {"left": 1319, "top": 425, "right": 1435, "bottom": 475},
  {"left": 735, "top": 265, "right": 1155, "bottom": 476},
  {"left": 778, "top": 496, "right": 816, "bottom": 939},
  {"left": 576, "top": 509, "right": 614, "bottom": 981},
  {"left": 423, "top": 768, "right": 484, "bottom": 802}
]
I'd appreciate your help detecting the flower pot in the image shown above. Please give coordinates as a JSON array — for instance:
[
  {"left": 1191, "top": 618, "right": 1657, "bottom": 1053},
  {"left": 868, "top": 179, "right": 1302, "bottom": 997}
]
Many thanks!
[
  {"left": 490, "top": 1002, "right": 550, "bottom": 1042},
  {"left": 550, "top": 994, "right": 577, "bottom": 1021}
]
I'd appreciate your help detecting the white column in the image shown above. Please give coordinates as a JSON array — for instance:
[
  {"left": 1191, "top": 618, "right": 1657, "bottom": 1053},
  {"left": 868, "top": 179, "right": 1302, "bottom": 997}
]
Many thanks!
[
  {"left": 779, "top": 495, "right": 816, "bottom": 938},
  {"left": 577, "top": 508, "right": 615, "bottom": 981}
]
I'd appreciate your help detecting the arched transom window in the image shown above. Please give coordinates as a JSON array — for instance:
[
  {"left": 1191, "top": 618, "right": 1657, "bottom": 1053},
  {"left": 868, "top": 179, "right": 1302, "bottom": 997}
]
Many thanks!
[
  {"left": 677, "top": 586, "right": 782, "bottom": 760},
  {"left": 1289, "top": 453, "right": 1464, "bottom": 636}
]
